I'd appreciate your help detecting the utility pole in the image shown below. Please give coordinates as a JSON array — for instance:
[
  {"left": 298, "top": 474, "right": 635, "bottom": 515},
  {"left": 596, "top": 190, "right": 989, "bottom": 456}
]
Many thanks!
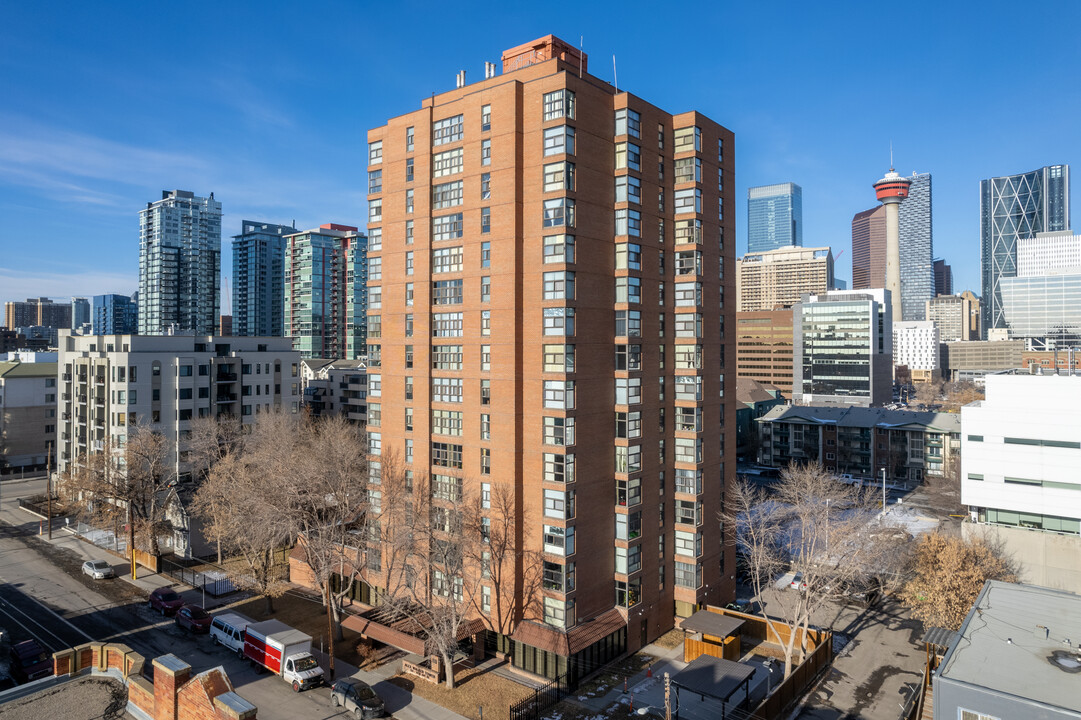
[
  {"left": 324, "top": 582, "right": 336, "bottom": 681},
  {"left": 46, "top": 442, "right": 52, "bottom": 540},
  {"left": 665, "top": 672, "right": 671, "bottom": 720}
]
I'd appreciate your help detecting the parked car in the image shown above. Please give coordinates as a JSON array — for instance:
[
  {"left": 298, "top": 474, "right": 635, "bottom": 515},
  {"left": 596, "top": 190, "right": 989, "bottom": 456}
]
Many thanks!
[
  {"left": 8, "top": 640, "right": 51, "bottom": 683},
  {"left": 789, "top": 572, "right": 807, "bottom": 591},
  {"left": 81, "top": 560, "right": 115, "bottom": 579},
  {"left": 210, "top": 613, "right": 251, "bottom": 657},
  {"left": 175, "top": 605, "right": 212, "bottom": 633},
  {"left": 148, "top": 587, "right": 185, "bottom": 616},
  {"left": 331, "top": 677, "right": 384, "bottom": 718}
]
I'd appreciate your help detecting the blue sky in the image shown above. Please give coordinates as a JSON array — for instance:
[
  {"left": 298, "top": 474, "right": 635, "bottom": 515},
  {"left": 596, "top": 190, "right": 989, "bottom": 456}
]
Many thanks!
[{"left": 2, "top": 1, "right": 1078, "bottom": 323}]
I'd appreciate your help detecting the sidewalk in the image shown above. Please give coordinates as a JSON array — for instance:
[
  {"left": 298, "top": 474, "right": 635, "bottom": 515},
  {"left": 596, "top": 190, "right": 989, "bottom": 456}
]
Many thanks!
[
  {"left": 576, "top": 641, "right": 687, "bottom": 716},
  {"left": 308, "top": 649, "right": 468, "bottom": 720}
]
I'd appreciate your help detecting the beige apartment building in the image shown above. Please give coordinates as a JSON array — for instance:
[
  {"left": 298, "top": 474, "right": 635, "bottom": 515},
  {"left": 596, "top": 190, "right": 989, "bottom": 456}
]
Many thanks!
[
  {"left": 736, "top": 246, "right": 834, "bottom": 312},
  {"left": 349, "top": 36, "right": 735, "bottom": 680}
]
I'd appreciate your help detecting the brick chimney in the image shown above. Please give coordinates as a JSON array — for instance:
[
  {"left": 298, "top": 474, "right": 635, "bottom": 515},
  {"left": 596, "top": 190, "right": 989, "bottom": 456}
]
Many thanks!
[{"left": 152, "top": 654, "right": 192, "bottom": 720}]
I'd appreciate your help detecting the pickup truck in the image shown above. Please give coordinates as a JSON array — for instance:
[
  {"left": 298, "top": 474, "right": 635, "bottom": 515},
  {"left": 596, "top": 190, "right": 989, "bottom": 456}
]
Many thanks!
[{"left": 243, "top": 619, "right": 324, "bottom": 692}]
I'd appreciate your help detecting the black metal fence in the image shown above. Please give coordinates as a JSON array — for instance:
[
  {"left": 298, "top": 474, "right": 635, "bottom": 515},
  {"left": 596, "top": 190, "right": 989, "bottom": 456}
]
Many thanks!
[
  {"left": 161, "top": 557, "right": 237, "bottom": 598},
  {"left": 509, "top": 673, "right": 570, "bottom": 720}
]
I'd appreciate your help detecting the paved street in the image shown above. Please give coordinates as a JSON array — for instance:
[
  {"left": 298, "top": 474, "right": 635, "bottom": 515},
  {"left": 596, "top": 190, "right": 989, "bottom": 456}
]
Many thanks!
[{"left": 0, "top": 477, "right": 467, "bottom": 720}]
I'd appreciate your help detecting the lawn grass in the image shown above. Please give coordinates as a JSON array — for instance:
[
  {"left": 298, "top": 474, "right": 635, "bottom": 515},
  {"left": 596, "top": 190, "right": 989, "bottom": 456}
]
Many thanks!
[
  {"left": 650, "top": 629, "right": 684, "bottom": 650},
  {"left": 388, "top": 664, "right": 535, "bottom": 720}
]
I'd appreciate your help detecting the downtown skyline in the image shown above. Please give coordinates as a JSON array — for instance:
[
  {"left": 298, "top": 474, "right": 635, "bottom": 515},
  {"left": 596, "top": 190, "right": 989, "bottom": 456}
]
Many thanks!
[{"left": 2, "top": 1, "right": 1079, "bottom": 322}]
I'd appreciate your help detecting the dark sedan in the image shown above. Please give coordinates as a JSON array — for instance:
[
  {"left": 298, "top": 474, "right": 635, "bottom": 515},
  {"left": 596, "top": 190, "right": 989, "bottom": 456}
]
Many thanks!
[
  {"left": 174, "top": 605, "right": 212, "bottom": 633},
  {"left": 148, "top": 587, "right": 185, "bottom": 616}
]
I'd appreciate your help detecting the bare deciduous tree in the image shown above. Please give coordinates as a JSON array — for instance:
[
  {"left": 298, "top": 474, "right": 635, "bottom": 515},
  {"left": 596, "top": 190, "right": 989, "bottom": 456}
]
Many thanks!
[
  {"left": 187, "top": 414, "right": 246, "bottom": 562},
  {"left": 287, "top": 414, "right": 371, "bottom": 647},
  {"left": 463, "top": 482, "right": 541, "bottom": 646},
  {"left": 192, "top": 413, "right": 296, "bottom": 613},
  {"left": 61, "top": 425, "right": 177, "bottom": 558},
  {"left": 900, "top": 532, "right": 1016, "bottom": 630},
  {"left": 724, "top": 463, "right": 902, "bottom": 678}
]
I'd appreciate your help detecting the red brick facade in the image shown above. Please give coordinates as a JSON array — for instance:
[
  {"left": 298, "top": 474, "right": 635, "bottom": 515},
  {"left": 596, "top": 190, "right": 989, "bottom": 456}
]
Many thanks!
[
  {"left": 52, "top": 645, "right": 256, "bottom": 720},
  {"left": 355, "top": 34, "right": 737, "bottom": 663}
]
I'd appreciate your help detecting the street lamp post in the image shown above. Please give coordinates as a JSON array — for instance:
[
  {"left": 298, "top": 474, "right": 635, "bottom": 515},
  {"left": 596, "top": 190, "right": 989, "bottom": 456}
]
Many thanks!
[{"left": 881, "top": 467, "right": 887, "bottom": 518}]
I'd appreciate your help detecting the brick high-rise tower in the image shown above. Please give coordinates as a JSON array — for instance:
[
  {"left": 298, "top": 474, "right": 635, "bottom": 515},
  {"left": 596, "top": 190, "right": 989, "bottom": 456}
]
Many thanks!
[{"left": 364, "top": 35, "right": 735, "bottom": 680}]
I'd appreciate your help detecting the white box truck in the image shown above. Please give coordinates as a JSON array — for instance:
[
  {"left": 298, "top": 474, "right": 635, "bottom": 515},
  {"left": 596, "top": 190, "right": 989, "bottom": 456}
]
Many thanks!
[{"left": 243, "top": 619, "right": 324, "bottom": 692}]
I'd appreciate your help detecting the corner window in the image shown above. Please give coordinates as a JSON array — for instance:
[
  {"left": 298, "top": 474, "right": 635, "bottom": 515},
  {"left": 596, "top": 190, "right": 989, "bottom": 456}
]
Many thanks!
[
  {"left": 614, "top": 108, "right": 641, "bottom": 139},
  {"left": 544, "top": 126, "right": 575, "bottom": 156}
]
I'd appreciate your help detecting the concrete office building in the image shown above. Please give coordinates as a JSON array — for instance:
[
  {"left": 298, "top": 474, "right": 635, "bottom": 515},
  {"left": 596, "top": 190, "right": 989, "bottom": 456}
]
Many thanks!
[
  {"left": 934, "top": 581, "right": 1081, "bottom": 719},
  {"left": 138, "top": 190, "right": 222, "bottom": 336},
  {"left": 851, "top": 206, "right": 885, "bottom": 291},
  {"left": 932, "top": 258, "right": 952, "bottom": 296},
  {"left": 735, "top": 310, "right": 794, "bottom": 396},
  {"left": 926, "top": 294, "right": 975, "bottom": 343},
  {"left": 3, "top": 298, "right": 72, "bottom": 330},
  {"left": 980, "top": 165, "right": 1070, "bottom": 338},
  {"left": 283, "top": 224, "right": 368, "bottom": 360},
  {"left": 792, "top": 288, "right": 893, "bottom": 407},
  {"left": 57, "top": 333, "right": 301, "bottom": 482},
  {"left": 0, "top": 358, "right": 58, "bottom": 472},
  {"left": 736, "top": 246, "right": 834, "bottom": 312},
  {"left": 346, "top": 35, "right": 735, "bottom": 678},
  {"left": 92, "top": 294, "right": 138, "bottom": 335},
  {"left": 960, "top": 290, "right": 981, "bottom": 339},
  {"left": 961, "top": 374, "right": 1081, "bottom": 592},
  {"left": 746, "top": 182, "right": 802, "bottom": 253},
  {"left": 1017, "top": 230, "right": 1081, "bottom": 277},
  {"left": 231, "top": 220, "right": 295, "bottom": 337},
  {"left": 893, "top": 320, "right": 939, "bottom": 382},
  {"left": 941, "top": 340, "right": 1024, "bottom": 383}
]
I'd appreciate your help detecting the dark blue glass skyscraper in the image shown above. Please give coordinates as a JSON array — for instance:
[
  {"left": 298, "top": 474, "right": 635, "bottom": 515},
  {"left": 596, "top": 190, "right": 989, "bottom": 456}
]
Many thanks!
[
  {"left": 747, "top": 182, "right": 802, "bottom": 253},
  {"left": 92, "top": 294, "right": 138, "bottom": 334},
  {"left": 231, "top": 220, "right": 295, "bottom": 336}
]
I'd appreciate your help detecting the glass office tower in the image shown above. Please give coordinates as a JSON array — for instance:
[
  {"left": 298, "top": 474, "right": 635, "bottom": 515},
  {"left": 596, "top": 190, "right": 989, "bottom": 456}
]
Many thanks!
[
  {"left": 747, "top": 183, "right": 802, "bottom": 253},
  {"left": 980, "top": 165, "right": 1070, "bottom": 338}
]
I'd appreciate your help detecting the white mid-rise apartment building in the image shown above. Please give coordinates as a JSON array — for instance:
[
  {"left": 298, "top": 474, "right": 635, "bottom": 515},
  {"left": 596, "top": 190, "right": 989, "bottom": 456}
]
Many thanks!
[
  {"left": 893, "top": 320, "right": 940, "bottom": 381},
  {"left": 1017, "top": 230, "right": 1081, "bottom": 277},
  {"left": 961, "top": 374, "right": 1081, "bottom": 591},
  {"left": 58, "top": 333, "right": 301, "bottom": 481}
]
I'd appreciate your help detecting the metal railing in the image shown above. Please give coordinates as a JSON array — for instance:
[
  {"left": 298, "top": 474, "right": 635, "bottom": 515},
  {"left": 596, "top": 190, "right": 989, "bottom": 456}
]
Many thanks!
[{"left": 509, "top": 673, "right": 570, "bottom": 720}]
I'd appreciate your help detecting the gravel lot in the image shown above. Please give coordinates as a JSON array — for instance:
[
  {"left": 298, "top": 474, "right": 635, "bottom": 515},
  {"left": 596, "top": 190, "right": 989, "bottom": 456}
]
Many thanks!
[{"left": 0, "top": 676, "right": 126, "bottom": 720}]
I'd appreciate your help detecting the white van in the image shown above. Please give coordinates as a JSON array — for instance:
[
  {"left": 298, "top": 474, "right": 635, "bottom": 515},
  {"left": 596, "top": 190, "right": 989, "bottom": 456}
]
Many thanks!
[{"left": 210, "top": 613, "right": 251, "bottom": 657}]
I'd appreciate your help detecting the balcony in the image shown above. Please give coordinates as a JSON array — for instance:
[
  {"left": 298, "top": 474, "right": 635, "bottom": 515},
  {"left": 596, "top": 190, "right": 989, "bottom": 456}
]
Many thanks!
[
  {"left": 215, "top": 393, "right": 238, "bottom": 403},
  {"left": 216, "top": 373, "right": 238, "bottom": 382}
]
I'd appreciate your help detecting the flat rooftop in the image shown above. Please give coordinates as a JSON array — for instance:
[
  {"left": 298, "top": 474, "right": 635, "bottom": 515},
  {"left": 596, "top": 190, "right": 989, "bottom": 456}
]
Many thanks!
[{"left": 938, "top": 580, "right": 1081, "bottom": 712}]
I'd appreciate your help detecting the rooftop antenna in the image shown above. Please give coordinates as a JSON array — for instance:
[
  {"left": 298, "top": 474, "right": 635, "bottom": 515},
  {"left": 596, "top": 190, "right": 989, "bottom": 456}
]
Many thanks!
[
  {"left": 890, "top": 141, "right": 894, "bottom": 171},
  {"left": 579, "top": 36, "right": 583, "bottom": 78},
  {"left": 613, "top": 55, "right": 618, "bottom": 92}
]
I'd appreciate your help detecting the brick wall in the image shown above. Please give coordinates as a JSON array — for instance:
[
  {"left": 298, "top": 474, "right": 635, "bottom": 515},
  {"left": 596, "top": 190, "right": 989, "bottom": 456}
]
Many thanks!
[{"left": 52, "top": 645, "right": 257, "bottom": 720}]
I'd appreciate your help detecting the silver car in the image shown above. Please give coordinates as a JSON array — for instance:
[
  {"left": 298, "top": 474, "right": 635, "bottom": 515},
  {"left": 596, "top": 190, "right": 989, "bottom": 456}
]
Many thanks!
[{"left": 82, "top": 560, "right": 115, "bottom": 579}]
